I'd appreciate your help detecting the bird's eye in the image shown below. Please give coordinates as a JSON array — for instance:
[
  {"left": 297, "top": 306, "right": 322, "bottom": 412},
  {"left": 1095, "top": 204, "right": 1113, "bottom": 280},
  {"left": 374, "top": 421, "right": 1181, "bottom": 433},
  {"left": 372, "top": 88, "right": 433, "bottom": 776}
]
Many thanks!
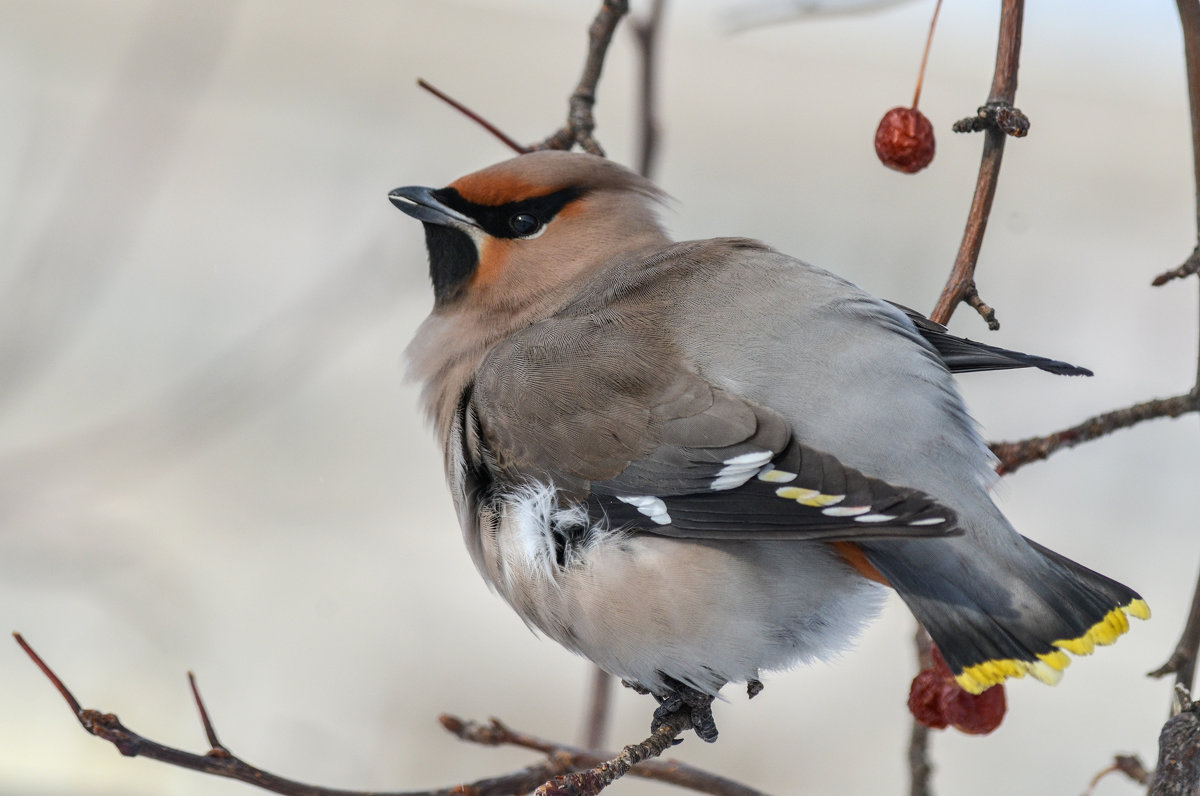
[{"left": 509, "top": 213, "right": 541, "bottom": 237}]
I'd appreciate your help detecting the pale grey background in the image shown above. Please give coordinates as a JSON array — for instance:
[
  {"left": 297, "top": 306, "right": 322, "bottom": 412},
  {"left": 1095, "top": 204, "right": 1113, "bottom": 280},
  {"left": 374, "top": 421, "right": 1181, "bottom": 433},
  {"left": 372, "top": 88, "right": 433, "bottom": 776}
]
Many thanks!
[{"left": 1, "top": 2, "right": 1196, "bottom": 794}]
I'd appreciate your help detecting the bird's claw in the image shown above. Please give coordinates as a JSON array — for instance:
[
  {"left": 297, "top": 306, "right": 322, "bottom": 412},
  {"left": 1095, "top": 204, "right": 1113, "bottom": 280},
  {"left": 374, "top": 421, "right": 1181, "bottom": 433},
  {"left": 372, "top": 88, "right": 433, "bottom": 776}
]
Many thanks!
[{"left": 651, "top": 680, "right": 718, "bottom": 743}]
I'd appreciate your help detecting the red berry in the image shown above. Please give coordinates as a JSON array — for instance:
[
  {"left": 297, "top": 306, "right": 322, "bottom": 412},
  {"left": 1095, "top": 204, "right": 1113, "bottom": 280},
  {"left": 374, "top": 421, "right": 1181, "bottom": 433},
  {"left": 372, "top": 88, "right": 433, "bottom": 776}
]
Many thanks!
[
  {"left": 875, "top": 106, "right": 936, "bottom": 174},
  {"left": 945, "top": 680, "right": 1006, "bottom": 735},
  {"left": 907, "top": 665, "right": 950, "bottom": 729},
  {"left": 907, "top": 643, "right": 1007, "bottom": 735}
]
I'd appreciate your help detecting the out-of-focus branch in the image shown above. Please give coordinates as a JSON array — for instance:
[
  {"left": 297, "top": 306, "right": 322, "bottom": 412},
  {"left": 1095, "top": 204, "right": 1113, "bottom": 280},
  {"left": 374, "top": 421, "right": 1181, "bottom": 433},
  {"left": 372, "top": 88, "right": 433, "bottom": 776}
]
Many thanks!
[
  {"left": 0, "top": 0, "right": 237, "bottom": 409},
  {"left": 930, "top": 0, "right": 1027, "bottom": 329},
  {"left": 631, "top": 0, "right": 666, "bottom": 177},
  {"left": 533, "top": 0, "right": 630, "bottom": 155},
  {"left": 15, "top": 633, "right": 767, "bottom": 796},
  {"left": 908, "top": 627, "right": 934, "bottom": 796},
  {"left": 581, "top": 668, "right": 614, "bottom": 750},
  {"left": 988, "top": 391, "right": 1199, "bottom": 476},
  {"left": 1156, "top": 0, "right": 1200, "bottom": 289}
]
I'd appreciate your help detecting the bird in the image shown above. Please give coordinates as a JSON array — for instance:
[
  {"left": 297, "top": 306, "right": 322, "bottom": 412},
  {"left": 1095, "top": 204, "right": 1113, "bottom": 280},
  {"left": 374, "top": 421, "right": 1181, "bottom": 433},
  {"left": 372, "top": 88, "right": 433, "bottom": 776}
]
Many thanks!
[{"left": 388, "top": 150, "right": 1148, "bottom": 742}]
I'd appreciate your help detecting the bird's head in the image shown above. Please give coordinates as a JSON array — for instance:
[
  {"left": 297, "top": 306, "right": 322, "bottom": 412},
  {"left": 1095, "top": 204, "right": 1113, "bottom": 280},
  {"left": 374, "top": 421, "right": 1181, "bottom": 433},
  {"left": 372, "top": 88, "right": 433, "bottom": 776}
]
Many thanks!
[{"left": 389, "top": 151, "right": 670, "bottom": 313}]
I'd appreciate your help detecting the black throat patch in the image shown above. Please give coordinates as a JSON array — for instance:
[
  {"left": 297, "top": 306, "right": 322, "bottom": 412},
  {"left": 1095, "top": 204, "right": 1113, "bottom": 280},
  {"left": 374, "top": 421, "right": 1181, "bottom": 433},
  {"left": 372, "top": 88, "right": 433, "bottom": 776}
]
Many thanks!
[{"left": 424, "top": 223, "right": 479, "bottom": 305}]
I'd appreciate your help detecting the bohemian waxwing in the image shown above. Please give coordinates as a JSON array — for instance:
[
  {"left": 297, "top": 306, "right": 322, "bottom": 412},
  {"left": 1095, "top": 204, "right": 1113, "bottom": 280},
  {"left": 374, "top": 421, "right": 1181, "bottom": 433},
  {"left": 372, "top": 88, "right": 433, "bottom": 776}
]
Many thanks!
[{"left": 389, "top": 150, "right": 1147, "bottom": 741}]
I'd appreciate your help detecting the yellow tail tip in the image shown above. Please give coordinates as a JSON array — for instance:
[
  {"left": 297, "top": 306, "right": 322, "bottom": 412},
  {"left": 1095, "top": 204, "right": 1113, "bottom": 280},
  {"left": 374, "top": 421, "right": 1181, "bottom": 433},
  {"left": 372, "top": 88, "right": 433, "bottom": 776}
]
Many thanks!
[{"left": 953, "top": 599, "right": 1149, "bottom": 695}]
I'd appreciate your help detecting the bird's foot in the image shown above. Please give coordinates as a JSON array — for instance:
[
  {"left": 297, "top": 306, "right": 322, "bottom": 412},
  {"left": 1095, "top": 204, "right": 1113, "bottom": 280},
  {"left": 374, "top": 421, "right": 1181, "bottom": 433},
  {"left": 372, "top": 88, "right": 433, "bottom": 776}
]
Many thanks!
[{"left": 652, "top": 677, "right": 718, "bottom": 743}]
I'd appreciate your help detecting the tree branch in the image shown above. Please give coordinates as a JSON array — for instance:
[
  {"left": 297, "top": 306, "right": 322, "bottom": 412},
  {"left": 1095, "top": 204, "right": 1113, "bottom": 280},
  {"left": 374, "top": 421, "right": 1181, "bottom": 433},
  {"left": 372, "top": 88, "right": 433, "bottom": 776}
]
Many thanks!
[
  {"left": 14, "top": 633, "right": 766, "bottom": 796},
  {"left": 987, "top": 391, "right": 1200, "bottom": 476},
  {"left": 930, "top": 0, "right": 1027, "bottom": 329},
  {"left": 532, "top": 0, "right": 630, "bottom": 155}
]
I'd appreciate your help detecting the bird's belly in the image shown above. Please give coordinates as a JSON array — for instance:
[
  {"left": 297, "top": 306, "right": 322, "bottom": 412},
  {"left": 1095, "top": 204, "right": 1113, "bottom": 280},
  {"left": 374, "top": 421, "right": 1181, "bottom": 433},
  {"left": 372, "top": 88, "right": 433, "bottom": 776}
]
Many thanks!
[{"left": 480, "top": 496, "right": 887, "bottom": 695}]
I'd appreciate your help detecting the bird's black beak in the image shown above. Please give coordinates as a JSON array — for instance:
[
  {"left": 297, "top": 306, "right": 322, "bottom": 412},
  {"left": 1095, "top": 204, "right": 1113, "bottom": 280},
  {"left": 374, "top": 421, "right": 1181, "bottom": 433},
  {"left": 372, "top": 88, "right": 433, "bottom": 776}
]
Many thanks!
[{"left": 388, "top": 186, "right": 478, "bottom": 229}]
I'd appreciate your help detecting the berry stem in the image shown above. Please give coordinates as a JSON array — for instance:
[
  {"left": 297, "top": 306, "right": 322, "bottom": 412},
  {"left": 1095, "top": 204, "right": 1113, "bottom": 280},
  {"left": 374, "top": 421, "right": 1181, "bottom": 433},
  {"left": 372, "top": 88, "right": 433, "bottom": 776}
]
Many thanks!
[{"left": 913, "top": 0, "right": 944, "bottom": 109}]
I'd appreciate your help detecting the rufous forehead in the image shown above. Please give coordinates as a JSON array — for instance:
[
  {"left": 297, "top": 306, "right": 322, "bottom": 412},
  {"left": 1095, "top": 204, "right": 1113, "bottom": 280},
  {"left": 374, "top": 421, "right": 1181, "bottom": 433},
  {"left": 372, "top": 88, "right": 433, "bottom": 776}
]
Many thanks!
[{"left": 448, "top": 171, "right": 559, "bottom": 207}]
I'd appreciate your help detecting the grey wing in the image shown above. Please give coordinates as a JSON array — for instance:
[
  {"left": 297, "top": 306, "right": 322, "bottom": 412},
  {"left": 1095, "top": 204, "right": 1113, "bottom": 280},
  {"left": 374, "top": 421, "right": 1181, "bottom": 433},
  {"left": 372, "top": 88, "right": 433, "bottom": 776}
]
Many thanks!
[{"left": 471, "top": 314, "right": 958, "bottom": 543}]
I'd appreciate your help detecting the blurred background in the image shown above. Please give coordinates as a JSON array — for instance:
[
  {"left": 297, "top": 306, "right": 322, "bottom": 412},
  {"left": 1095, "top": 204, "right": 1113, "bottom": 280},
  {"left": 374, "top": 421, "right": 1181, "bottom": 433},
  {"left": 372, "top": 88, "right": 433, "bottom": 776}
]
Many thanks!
[{"left": 1, "top": 1, "right": 1196, "bottom": 794}]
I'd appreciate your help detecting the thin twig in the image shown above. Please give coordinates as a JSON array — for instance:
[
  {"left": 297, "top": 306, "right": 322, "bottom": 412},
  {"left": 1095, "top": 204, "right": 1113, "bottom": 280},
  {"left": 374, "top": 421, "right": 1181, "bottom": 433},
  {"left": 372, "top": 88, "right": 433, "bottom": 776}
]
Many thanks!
[
  {"left": 911, "top": 0, "right": 943, "bottom": 110},
  {"left": 930, "top": 0, "right": 1026, "bottom": 329},
  {"left": 988, "top": 391, "right": 1200, "bottom": 476},
  {"left": 908, "top": 626, "right": 934, "bottom": 796},
  {"left": 416, "top": 79, "right": 528, "bottom": 155},
  {"left": 533, "top": 0, "right": 630, "bottom": 155},
  {"left": 187, "top": 670, "right": 228, "bottom": 754}
]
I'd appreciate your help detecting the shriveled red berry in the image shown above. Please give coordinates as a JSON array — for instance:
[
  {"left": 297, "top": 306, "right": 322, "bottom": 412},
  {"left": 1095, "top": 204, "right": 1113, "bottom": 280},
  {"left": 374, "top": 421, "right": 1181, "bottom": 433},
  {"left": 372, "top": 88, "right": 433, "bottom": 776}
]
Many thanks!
[
  {"left": 907, "top": 643, "right": 1007, "bottom": 736},
  {"left": 944, "top": 679, "right": 1006, "bottom": 735},
  {"left": 907, "top": 665, "right": 950, "bottom": 729},
  {"left": 875, "top": 106, "right": 936, "bottom": 174}
]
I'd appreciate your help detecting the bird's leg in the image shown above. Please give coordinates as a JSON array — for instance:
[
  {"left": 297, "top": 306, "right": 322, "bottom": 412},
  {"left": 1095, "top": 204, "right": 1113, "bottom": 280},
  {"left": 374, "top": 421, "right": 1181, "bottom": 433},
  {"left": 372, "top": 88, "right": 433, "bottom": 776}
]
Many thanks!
[{"left": 651, "top": 676, "right": 719, "bottom": 743}]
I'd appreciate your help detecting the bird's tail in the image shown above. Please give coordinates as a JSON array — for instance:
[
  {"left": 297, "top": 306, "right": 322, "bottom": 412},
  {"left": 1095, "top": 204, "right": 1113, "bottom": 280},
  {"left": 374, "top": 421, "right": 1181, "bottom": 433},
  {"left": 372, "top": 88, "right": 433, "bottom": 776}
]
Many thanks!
[{"left": 862, "top": 536, "right": 1149, "bottom": 694}]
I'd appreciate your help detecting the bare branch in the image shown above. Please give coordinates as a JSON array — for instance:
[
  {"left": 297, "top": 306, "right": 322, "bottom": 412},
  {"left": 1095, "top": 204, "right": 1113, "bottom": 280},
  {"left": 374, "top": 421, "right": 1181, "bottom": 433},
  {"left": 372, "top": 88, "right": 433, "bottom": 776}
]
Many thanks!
[
  {"left": 416, "top": 79, "right": 528, "bottom": 155},
  {"left": 16, "top": 634, "right": 765, "bottom": 796},
  {"left": 988, "top": 391, "right": 1200, "bottom": 476},
  {"left": 533, "top": 0, "right": 630, "bottom": 155},
  {"left": 930, "top": 0, "right": 1026, "bottom": 329}
]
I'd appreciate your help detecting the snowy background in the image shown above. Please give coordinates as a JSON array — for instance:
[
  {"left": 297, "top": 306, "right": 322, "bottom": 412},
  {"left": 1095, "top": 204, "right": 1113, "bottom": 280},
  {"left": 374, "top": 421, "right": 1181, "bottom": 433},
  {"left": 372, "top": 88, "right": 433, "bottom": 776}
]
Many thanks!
[{"left": 2, "top": 1, "right": 1196, "bottom": 794}]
